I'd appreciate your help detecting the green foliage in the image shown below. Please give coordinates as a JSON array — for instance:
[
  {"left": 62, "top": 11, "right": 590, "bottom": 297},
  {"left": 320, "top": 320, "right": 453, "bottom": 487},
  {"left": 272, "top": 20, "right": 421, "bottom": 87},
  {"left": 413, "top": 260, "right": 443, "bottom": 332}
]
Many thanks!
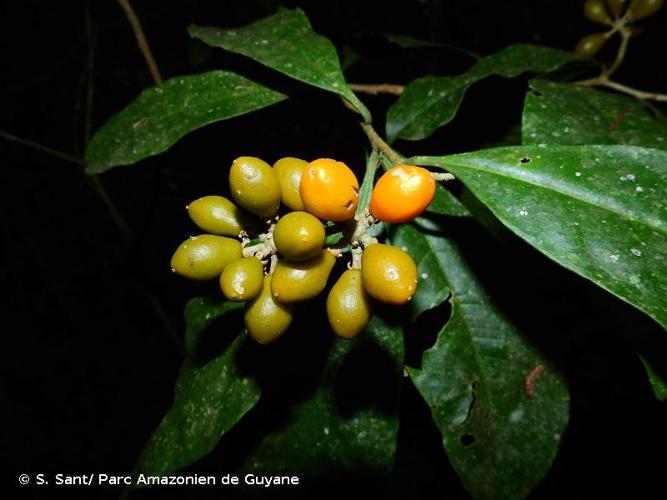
[
  {"left": 134, "top": 299, "right": 260, "bottom": 476},
  {"left": 394, "top": 221, "right": 568, "bottom": 500},
  {"left": 388, "top": 217, "right": 450, "bottom": 322},
  {"left": 188, "top": 8, "right": 370, "bottom": 122},
  {"left": 386, "top": 44, "right": 582, "bottom": 142},
  {"left": 640, "top": 355, "right": 667, "bottom": 401},
  {"left": 523, "top": 79, "right": 667, "bottom": 150},
  {"left": 85, "top": 71, "right": 286, "bottom": 173},
  {"left": 87, "top": 6, "right": 667, "bottom": 499},
  {"left": 428, "top": 184, "right": 471, "bottom": 217},
  {"left": 413, "top": 145, "right": 667, "bottom": 331}
]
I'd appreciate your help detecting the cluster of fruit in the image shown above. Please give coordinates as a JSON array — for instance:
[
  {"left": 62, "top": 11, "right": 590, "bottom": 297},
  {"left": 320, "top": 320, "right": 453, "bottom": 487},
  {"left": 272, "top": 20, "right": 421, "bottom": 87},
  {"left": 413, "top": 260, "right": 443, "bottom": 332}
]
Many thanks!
[
  {"left": 170, "top": 156, "right": 437, "bottom": 344},
  {"left": 577, "top": 0, "right": 663, "bottom": 57}
]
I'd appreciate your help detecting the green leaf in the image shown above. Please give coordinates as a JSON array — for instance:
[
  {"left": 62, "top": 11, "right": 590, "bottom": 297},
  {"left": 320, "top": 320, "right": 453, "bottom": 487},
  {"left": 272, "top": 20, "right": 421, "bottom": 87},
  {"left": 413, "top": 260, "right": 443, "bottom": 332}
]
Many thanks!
[
  {"left": 134, "top": 298, "right": 260, "bottom": 476},
  {"left": 427, "top": 184, "right": 471, "bottom": 218},
  {"left": 238, "top": 314, "right": 403, "bottom": 475},
  {"left": 386, "top": 44, "right": 581, "bottom": 143},
  {"left": 189, "top": 8, "right": 370, "bottom": 122},
  {"left": 523, "top": 79, "right": 667, "bottom": 151},
  {"left": 392, "top": 216, "right": 452, "bottom": 321},
  {"left": 85, "top": 71, "right": 287, "bottom": 173},
  {"left": 413, "top": 145, "right": 667, "bottom": 331},
  {"left": 639, "top": 355, "right": 667, "bottom": 401},
  {"left": 395, "top": 222, "right": 569, "bottom": 500}
]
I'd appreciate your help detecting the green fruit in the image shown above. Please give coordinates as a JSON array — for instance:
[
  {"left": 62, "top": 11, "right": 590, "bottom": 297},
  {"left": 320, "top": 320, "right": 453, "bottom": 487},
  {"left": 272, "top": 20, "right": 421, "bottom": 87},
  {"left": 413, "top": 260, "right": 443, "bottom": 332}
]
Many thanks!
[
  {"left": 274, "top": 157, "right": 307, "bottom": 211},
  {"left": 244, "top": 275, "right": 293, "bottom": 344},
  {"left": 229, "top": 156, "right": 281, "bottom": 218},
  {"left": 584, "top": 0, "right": 612, "bottom": 22},
  {"left": 170, "top": 235, "right": 242, "bottom": 280},
  {"left": 187, "top": 195, "right": 246, "bottom": 236},
  {"left": 361, "top": 243, "right": 418, "bottom": 305},
  {"left": 220, "top": 257, "right": 264, "bottom": 301},
  {"left": 273, "top": 211, "right": 325, "bottom": 261},
  {"left": 271, "top": 250, "right": 337, "bottom": 303},
  {"left": 630, "top": 0, "right": 663, "bottom": 19},
  {"left": 575, "top": 33, "right": 607, "bottom": 57},
  {"left": 326, "top": 269, "right": 372, "bottom": 339},
  {"left": 607, "top": 0, "right": 628, "bottom": 16}
]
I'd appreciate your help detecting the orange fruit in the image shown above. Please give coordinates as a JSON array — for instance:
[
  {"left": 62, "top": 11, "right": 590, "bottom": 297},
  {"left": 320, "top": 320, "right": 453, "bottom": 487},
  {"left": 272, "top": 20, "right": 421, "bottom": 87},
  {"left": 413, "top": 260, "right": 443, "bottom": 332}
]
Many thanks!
[
  {"left": 369, "top": 165, "right": 436, "bottom": 223},
  {"left": 299, "top": 158, "right": 359, "bottom": 221}
]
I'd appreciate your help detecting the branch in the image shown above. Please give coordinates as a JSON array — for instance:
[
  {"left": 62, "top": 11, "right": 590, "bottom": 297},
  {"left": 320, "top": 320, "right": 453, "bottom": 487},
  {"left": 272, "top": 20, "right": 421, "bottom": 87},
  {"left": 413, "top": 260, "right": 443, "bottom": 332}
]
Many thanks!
[
  {"left": 606, "top": 27, "right": 631, "bottom": 79},
  {"left": 575, "top": 20, "right": 667, "bottom": 102},
  {"left": 360, "top": 123, "right": 403, "bottom": 164},
  {"left": 0, "top": 131, "right": 83, "bottom": 166},
  {"left": 0, "top": 130, "right": 134, "bottom": 245},
  {"left": 598, "top": 79, "right": 667, "bottom": 102},
  {"left": 348, "top": 83, "right": 405, "bottom": 96},
  {"left": 116, "top": 0, "right": 163, "bottom": 85}
]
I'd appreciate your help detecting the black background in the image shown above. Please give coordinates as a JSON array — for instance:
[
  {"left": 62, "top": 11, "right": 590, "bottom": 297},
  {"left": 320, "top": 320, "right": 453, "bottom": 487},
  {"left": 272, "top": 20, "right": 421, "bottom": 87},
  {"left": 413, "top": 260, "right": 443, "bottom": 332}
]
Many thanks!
[{"left": 2, "top": 0, "right": 666, "bottom": 498}]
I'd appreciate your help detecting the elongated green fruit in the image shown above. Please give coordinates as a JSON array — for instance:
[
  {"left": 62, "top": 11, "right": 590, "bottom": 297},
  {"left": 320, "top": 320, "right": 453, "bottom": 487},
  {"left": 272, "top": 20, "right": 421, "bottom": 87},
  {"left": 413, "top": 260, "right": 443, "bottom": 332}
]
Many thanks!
[
  {"left": 187, "top": 195, "right": 246, "bottom": 236},
  {"left": 575, "top": 33, "right": 607, "bottom": 57},
  {"left": 326, "top": 269, "right": 372, "bottom": 339},
  {"left": 273, "top": 211, "right": 325, "bottom": 261},
  {"left": 630, "top": 0, "right": 664, "bottom": 19},
  {"left": 229, "top": 156, "right": 281, "bottom": 217},
  {"left": 220, "top": 257, "right": 264, "bottom": 301},
  {"left": 244, "top": 275, "right": 293, "bottom": 344},
  {"left": 361, "top": 243, "right": 418, "bottom": 305},
  {"left": 274, "top": 157, "right": 307, "bottom": 211},
  {"left": 271, "top": 250, "right": 337, "bottom": 303},
  {"left": 584, "top": 0, "right": 612, "bottom": 23},
  {"left": 170, "top": 235, "right": 242, "bottom": 280}
]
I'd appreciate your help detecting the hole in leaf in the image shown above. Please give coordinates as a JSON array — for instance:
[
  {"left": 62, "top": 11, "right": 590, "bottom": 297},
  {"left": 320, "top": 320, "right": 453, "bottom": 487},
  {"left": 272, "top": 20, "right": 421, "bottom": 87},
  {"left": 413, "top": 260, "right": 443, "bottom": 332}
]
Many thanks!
[
  {"left": 404, "top": 300, "right": 452, "bottom": 369},
  {"left": 520, "top": 157, "right": 531, "bottom": 164},
  {"left": 460, "top": 434, "right": 476, "bottom": 446}
]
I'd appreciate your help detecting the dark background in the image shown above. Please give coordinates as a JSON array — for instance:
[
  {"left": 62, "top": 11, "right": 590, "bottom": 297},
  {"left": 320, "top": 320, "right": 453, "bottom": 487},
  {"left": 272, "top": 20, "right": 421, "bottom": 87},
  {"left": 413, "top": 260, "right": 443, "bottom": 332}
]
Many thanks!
[{"left": 2, "top": 0, "right": 666, "bottom": 498}]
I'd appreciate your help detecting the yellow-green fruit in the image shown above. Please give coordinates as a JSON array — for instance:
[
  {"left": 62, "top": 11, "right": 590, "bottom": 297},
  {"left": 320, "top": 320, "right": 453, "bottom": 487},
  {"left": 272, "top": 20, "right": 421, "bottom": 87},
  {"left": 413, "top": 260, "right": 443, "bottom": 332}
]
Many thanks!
[
  {"left": 274, "top": 157, "right": 307, "bottom": 211},
  {"left": 326, "top": 269, "right": 372, "bottom": 339},
  {"left": 630, "top": 0, "right": 663, "bottom": 19},
  {"left": 270, "top": 250, "right": 336, "bottom": 303},
  {"left": 607, "top": 0, "right": 628, "bottom": 16},
  {"left": 244, "top": 275, "right": 293, "bottom": 344},
  {"left": 584, "top": 0, "right": 612, "bottom": 23},
  {"left": 187, "top": 195, "right": 245, "bottom": 236},
  {"left": 361, "top": 243, "right": 418, "bottom": 305},
  {"left": 220, "top": 257, "right": 264, "bottom": 301},
  {"left": 273, "top": 211, "right": 325, "bottom": 261},
  {"left": 170, "top": 235, "right": 242, "bottom": 280},
  {"left": 229, "top": 156, "right": 281, "bottom": 218},
  {"left": 575, "top": 33, "right": 607, "bottom": 57}
]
